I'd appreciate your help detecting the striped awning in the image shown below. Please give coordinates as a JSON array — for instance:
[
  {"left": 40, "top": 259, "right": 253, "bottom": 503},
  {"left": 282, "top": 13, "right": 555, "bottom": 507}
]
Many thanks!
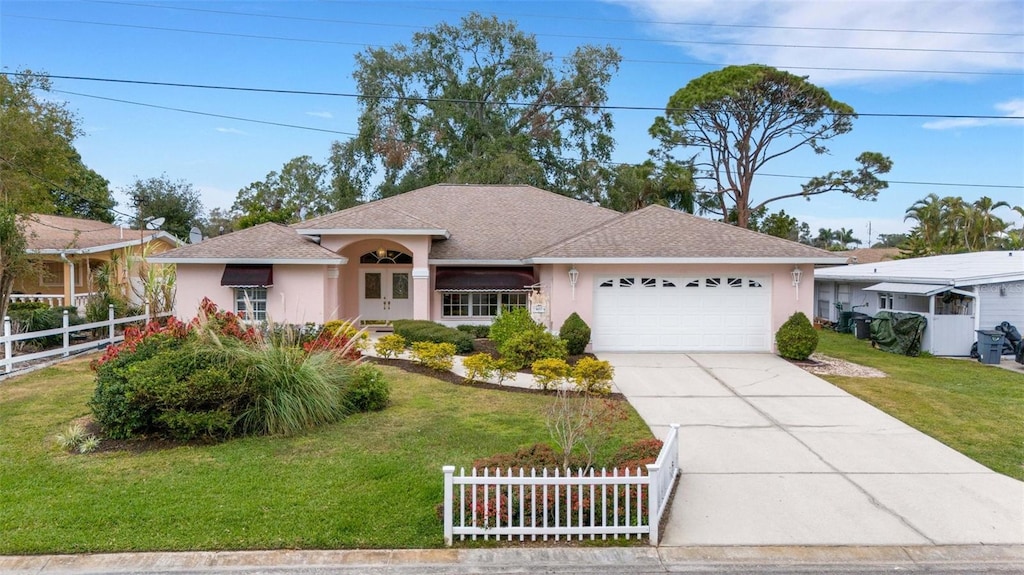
[{"left": 434, "top": 267, "right": 535, "bottom": 291}]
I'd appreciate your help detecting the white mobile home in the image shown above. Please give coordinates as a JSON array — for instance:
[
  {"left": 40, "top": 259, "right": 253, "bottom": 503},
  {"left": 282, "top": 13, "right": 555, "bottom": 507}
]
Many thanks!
[{"left": 815, "top": 251, "right": 1024, "bottom": 356}]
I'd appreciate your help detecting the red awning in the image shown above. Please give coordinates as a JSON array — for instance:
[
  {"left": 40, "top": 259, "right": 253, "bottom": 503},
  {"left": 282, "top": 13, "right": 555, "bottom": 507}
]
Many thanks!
[
  {"left": 220, "top": 264, "right": 273, "bottom": 287},
  {"left": 434, "top": 267, "right": 536, "bottom": 291}
]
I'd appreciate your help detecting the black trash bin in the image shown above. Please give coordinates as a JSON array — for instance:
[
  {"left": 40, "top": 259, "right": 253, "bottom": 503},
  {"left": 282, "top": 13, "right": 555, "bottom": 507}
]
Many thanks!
[
  {"left": 838, "top": 311, "right": 854, "bottom": 334},
  {"left": 854, "top": 316, "right": 872, "bottom": 340},
  {"left": 975, "top": 330, "right": 1006, "bottom": 365}
]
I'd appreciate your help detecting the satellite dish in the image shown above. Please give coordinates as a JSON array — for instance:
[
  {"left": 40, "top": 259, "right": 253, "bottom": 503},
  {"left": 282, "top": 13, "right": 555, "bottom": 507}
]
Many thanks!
[
  {"left": 298, "top": 206, "right": 309, "bottom": 220},
  {"left": 188, "top": 226, "right": 203, "bottom": 244},
  {"left": 145, "top": 217, "right": 166, "bottom": 229}
]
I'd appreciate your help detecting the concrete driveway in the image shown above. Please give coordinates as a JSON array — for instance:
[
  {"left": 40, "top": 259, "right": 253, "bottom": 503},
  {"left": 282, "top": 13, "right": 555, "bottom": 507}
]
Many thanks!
[{"left": 603, "top": 353, "right": 1024, "bottom": 547}]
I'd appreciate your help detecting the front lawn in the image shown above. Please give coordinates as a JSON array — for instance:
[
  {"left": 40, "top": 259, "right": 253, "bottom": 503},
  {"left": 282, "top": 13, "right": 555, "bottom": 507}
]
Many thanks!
[
  {"left": 0, "top": 358, "right": 652, "bottom": 554},
  {"left": 815, "top": 330, "right": 1024, "bottom": 481}
]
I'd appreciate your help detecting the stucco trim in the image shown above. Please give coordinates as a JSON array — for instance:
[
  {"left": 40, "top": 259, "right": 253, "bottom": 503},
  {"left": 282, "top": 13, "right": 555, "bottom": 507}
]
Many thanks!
[
  {"left": 146, "top": 257, "right": 346, "bottom": 265},
  {"left": 427, "top": 259, "right": 526, "bottom": 266}
]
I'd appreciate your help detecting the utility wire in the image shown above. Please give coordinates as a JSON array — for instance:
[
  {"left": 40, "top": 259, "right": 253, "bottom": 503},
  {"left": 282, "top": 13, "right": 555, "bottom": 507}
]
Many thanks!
[
  {"left": 14, "top": 72, "right": 1024, "bottom": 120},
  {"left": 0, "top": 156, "right": 134, "bottom": 222},
  {"left": 43, "top": 88, "right": 1024, "bottom": 191},
  {"left": 7, "top": 14, "right": 1023, "bottom": 56}
]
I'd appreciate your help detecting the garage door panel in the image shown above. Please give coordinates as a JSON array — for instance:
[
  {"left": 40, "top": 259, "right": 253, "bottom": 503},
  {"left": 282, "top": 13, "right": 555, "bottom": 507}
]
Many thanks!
[{"left": 593, "top": 275, "right": 771, "bottom": 352}]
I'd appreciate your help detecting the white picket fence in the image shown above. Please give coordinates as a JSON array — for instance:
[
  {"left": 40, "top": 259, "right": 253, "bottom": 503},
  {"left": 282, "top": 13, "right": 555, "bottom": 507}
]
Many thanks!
[
  {"left": 442, "top": 423, "right": 680, "bottom": 546},
  {"left": 2, "top": 304, "right": 169, "bottom": 375}
]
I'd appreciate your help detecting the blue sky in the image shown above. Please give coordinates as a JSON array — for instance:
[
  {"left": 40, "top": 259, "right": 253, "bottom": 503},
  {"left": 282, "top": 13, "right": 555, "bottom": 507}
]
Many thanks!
[{"left": 2, "top": 0, "right": 1022, "bottom": 243}]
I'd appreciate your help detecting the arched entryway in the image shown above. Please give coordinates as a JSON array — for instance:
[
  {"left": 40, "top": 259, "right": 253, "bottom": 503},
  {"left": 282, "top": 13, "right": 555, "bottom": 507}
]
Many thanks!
[{"left": 357, "top": 248, "right": 413, "bottom": 323}]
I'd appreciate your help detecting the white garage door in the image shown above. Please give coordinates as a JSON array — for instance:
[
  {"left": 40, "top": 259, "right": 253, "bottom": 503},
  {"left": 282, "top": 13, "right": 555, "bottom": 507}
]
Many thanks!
[{"left": 592, "top": 275, "right": 771, "bottom": 352}]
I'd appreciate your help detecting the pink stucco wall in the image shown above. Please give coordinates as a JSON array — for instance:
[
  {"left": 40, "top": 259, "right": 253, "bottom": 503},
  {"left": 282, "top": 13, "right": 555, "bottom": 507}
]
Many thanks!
[
  {"left": 320, "top": 235, "right": 431, "bottom": 320},
  {"left": 174, "top": 264, "right": 328, "bottom": 324},
  {"left": 544, "top": 263, "right": 814, "bottom": 350}
]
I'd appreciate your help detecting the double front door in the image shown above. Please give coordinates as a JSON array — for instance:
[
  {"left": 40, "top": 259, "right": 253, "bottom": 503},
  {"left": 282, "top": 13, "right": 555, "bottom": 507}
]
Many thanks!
[{"left": 359, "top": 269, "right": 412, "bottom": 323}]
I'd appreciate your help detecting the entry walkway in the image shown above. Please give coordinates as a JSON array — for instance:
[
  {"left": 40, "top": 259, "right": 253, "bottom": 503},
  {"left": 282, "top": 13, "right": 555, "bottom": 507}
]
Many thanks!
[{"left": 602, "top": 353, "right": 1024, "bottom": 547}]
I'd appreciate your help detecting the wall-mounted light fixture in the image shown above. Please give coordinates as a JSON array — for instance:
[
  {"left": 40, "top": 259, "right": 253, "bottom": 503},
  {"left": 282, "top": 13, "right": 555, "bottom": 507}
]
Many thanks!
[
  {"left": 1000, "top": 285, "right": 1007, "bottom": 297},
  {"left": 376, "top": 244, "right": 388, "bottom": 259},
  {"left": 791, "top": 266, "right": 802, "bottom": 287},
  {"left": 568, "top": 265, "right": 580, "bottom": 300}
]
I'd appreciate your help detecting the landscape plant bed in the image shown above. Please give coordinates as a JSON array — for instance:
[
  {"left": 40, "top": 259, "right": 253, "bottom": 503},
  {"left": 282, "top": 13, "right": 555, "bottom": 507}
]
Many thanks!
[
  {"left": 467, "top": 338, "right": 598, "bottom": 373},
  {"left": 0, "top": 358, "right": 652, "bottom": 554},
  {"left": 815, "top": 330, "right": 1024, "bottom": 481}
]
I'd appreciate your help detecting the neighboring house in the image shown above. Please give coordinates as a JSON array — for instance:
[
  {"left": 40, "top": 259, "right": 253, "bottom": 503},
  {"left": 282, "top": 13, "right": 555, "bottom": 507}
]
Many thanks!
[
  {"left": 12, "top": 214, "right": 182, "bottom": 310},
  {"left": 834, "top": 247, "right": 900, "bottom": 265},
  {"left": 815, "top": 251, "right": 1024, "bottom": 356},
  {"left": 151, "top": 184, "right": 843, "bottom": 352}
]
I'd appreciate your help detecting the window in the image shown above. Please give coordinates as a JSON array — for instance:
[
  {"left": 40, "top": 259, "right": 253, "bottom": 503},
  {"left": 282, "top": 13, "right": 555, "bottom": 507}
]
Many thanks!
[
  {"left": 662, "top": 280, "right": 677, "bottom": 287},
  {"left": 359, "top": 250, "right": 412, "bottom": 264},
  {"left": 618, "top": 277, "right": 635, "bottom": 287},
  {"left": 641, "top": 277, "right": 657, "bottom": 287},
  {"left": 705, "top": 277, "right": 721, "bottom": 287},
  {"left": 878, "top": 292, "right": 894, "bottom": 310},
  {"left": 727, "top": 277, "right": 743, "bottom": 288},
  {"left": 234, "top": 288, "right": 267, "bottom": 321},
  {"left": 442, "top": 292, "right": 529, "bottom": 318},
  {"left": 599, "top": 279, "right": 614, "bottom": 288}
]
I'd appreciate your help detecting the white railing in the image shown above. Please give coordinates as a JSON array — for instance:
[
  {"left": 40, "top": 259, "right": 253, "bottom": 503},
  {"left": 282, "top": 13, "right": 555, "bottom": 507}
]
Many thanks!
[
  {"left": 442, "top": 424, "right": 680, "bottom": 546},
  {"left": 72, "top": 293, "right": 98, "bottom": 310},
  {"left": 9, "top": 294, "right": 64, "bottom": 307},
  {"left": 1, "top": 304, "right": 170, "bottom": 376}
]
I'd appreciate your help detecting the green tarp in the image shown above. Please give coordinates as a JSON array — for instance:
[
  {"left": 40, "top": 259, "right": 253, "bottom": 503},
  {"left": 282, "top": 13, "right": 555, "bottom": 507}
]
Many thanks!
[{"left": 869, "top": 311, "right": 928, "bottom": 356}]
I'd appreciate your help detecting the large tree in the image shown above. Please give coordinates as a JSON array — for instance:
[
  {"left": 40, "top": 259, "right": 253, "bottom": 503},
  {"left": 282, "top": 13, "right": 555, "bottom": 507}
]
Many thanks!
[
  {"left": 650, "top": 64, "right": 892, "bottom": 229},
  {"left": 352, "top": 13, "right": 621, "bottom": 199},
  {"left": 0, "top": 71, "right": 116, "bottom": 221},
  {"left": 0, "top": 206, "right": 32, "bottom": 320},
  {"left": 233, "top": 155, "right": 336, "bottom": 228},
  {"left": 902, "top": 194, "right": 1012, "bottom": 256},
  {"left": 124, "top": 175, "right": 204, "bottom": 241},
  {"left": 604, "top": 159, "right": 695, "bottom": 213}
]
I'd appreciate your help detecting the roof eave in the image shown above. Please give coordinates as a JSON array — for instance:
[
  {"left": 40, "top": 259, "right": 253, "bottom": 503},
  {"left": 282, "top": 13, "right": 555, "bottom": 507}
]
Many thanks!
[
  {"left": 525, "top": 256, "right": 848, "bottom": 265},
  {"left": 295, "top": 228, "right": 451, "bottom": 239},
  {"left": 27, "top": 233, "right": 184, "bottom": 255},
  {"left": 147, "top": 257, "right": 347, "bottom": 265},
  {"left": 428, "top": 259, "right": 527, "bottom": 266},
  {"left": 815, "top": 272, "right": 1024, "bottom": 286}
]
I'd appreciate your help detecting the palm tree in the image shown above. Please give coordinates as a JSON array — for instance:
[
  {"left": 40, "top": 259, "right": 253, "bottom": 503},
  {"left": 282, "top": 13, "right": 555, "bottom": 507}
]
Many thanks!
[
  {"left": 973, "top": 196, "right": 1010, "bottom": 250},
  {"left": 835, "top": 228, "right": 862, "bottom": 250},
  {"left": 814, "top": 228, "right": 836, "bottom": 250},
  {"left": 904, "top": 194, "right": 945, "bottom": 254}
]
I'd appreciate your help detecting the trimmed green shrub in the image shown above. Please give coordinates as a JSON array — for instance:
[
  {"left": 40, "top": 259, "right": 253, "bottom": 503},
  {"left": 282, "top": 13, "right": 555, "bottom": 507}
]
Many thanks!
[
  {"left": 456, "top": 324, "right": 491, "bottom": 339},
  {"left": 345, "top": 364, "right": 390, "bottom": 412},
  {"left": 558, "top": 312, "right": 591, "bottom": 355},
  {"left": 775, "top": 311, "right": 819, "bottom": 360},
  {"left": 374, "top": 333, "right": 407, "bottom": 359},
  {"left": 493, "top": 359, "right": 517, "bottom": 386},
  {"left": 488, "top": 307, "right": 541, "bottom": 348},
  {"left": 532, "top": 358, "right": 571, "bottom": 390},
  {"left": 393, "top": 320, "right": 474, "bottom": 354},
  {"left": 473, "top": 443, "right": 560, "bottom": 472},
  {"left": 462, "top": 353, "right": 496, "bottom": 383},
  {"left": 7, "top": 301, "right": 50, "bottom": 313},
  {"left": 500, "top": 329, "right": 567, "bottom": 370},
  {"left": 571, "top": 357, "right": 614, "bottom": 395},
  {"left": 410, "top": 341, "right": 457, "bottom": 371}
]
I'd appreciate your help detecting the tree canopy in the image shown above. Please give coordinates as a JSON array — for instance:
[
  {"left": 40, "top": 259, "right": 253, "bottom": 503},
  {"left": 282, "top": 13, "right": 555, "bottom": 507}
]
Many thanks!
[
  {"left": 351, "top": 13, "right": 621, "bottom": 199},
  {"left": 902, "top": 194, "right": 1017, "bottom": 256},
  {"left": 650, "top": 64, "right": 892, "bottom": 228},
  {"left": 0, "top": 71, "right": 115, "bottom": 221},
  {"left": 604, "top": 159, "right": 695, "bottom": 213},
  {"left": 233, "top": 155, "right": 342, "bottom": 228},
  {"left": 124, "top": 175, "right": 204, "bottom": 241}
]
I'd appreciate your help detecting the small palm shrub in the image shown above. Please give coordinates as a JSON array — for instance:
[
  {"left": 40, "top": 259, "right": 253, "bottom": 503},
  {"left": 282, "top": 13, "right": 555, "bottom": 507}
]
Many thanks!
[
  {"left": 500, "top": 329, "right": 567, "bottom": 370},
  {"left": 393, "top": 320, "right": 474, "bottom": 353},
  {"left": 374, "top": 333, "right": 407, "bottom": 359},
  {"left": 571, "top": 357, "right": 614, "bottom": 395},
  {"left": 532, "top": 358, "right": 571, "bottom": 390},
  {"left": 345, "top": 364, "right": 390, "bottom": 412},
  {"left": 488, "top": 307, "right": 541, "bottom": 348},
  {"left": 55, "top": 422, "right": 101, "bottom": 454},
  {"left": 558, "top": 313, "right": 591, "bottom": 355},
  {"left": 410, "top": 341, "right": 457, "bottom": 371},
  {"left": 462, "top": 353, "right": 496, "bottom": 383},
  {"left": 775, "top": 311, "right": 819, "bottom": 360}
]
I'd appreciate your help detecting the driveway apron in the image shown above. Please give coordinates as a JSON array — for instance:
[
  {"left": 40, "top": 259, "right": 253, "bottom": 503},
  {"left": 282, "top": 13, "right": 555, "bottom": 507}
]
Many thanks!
[{"left": 603, "top": 353, "right": 1024, "bottom": 547}]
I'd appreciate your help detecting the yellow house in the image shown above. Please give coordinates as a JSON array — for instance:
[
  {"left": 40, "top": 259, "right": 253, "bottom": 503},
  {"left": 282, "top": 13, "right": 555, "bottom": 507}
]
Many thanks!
[{"left": 12, "top": 214, "right": 182, "bottom": 310}]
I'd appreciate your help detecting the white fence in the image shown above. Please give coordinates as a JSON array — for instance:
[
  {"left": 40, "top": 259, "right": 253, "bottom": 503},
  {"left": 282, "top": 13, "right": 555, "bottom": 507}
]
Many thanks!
[
  {"left": 442, "top": 423, "right": 680, "bottom": 546},
  {"left": 2, "top": 304, "right": 168, "bottom": 375}
]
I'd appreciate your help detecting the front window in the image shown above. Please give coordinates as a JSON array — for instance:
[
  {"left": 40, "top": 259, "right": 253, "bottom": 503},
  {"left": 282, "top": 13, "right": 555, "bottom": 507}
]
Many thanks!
[
  {"left": 878, "top": 292, "right": 894, "bottom": 310},
  {"left": 235, "top": 288, "right": 267, "bottom": 321},
  {"left": 442, "top": 292, "right": 529, "bottom": 318}
]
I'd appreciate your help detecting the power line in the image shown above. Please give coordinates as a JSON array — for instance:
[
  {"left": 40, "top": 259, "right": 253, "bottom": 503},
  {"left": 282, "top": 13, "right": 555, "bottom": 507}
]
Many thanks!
[
  {"left": 38, "top": 88, "right": 1024, "bottom": 191},
  {"left": 15, "top": 72, "right": 1024, "bottom": 121},
  {"left": 368, "top": 1, "right": 1024, "bottom": 38},
  {"left": 8, "top": 13, "right": 1023, "bottom": 56},
  {"left": 0, "top": 157, "right": 134, "bottom": 222}
]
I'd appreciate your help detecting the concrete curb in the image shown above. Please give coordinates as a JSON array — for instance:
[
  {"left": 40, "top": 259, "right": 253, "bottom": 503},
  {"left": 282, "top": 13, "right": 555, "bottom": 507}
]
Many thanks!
[{"left": 2, "top": 546, "right": 1022, "bottom": 574}]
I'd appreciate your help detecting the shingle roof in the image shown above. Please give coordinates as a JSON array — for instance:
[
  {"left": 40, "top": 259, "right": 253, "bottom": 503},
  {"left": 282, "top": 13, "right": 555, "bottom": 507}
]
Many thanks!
[
  {"left": 299, "top": 184, "right": 621, "bottom": 261},
  {"left": 21, "top": 213, "right": 164, "bottom": 252},
  {"left": 150, "top": 222, "right": 344, "bottom": 263},
  {"left": 816, "top": 250, "right": 1024, "bottom": 285},
  {"left": 529, "top": 205, "right": 840, "bottom": 260},
  {"left": 835, "top": 248, "right": 901, "bottom": 264}
]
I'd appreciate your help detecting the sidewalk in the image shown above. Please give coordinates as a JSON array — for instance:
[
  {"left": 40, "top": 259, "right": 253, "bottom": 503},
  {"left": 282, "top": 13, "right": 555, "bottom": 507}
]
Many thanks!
[{"left": 3, "top": 545, "right": 1023, "bottom": 574}]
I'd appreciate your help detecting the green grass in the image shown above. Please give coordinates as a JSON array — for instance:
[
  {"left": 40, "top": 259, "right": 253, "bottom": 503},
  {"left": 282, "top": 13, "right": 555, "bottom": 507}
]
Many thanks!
[
  {"left": 0, "top": 359, "right": 651, "bottom": 554},
  {"left": 816, "top": 330, "right": 1024, "bottom": 481}
]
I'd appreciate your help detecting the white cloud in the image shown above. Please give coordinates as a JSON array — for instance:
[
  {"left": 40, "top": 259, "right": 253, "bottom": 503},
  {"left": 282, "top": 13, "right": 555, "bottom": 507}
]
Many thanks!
[
  {"left": 216, "top": 127, "right": 246, "bottom": 135},
  {"left": 306, "top": 111, "right": 334, "bottom": 119},
  {"left": 923, "top": 98, "right": 1024, "bottom": 129},
  {"left": 607, "top": 0, "right": 1023, "bottom": 85}
]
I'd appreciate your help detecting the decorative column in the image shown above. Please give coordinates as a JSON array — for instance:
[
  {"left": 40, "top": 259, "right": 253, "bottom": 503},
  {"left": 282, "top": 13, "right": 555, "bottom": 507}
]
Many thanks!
[
  {"left": 325, "top": 266, "right": 340, "bottom": 321},
  {"left": 412, "top": 267, "right": 430, "bottom": 320}
]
